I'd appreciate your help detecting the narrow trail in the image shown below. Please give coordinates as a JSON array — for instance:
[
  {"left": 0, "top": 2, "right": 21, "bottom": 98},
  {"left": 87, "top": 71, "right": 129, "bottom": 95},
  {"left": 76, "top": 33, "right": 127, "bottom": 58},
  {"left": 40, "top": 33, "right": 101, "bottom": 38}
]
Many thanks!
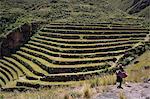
[{"left": 94, "top": 81, "right": 150, "bottom": 99}]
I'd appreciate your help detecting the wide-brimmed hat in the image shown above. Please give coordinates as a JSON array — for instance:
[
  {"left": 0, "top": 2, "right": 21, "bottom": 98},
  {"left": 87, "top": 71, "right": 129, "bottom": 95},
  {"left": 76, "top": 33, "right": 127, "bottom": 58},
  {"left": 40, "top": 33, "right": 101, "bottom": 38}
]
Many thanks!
[
  {"left": 118, "top": 64, "right": 124, "bottom": 71},
  {"left": 118, "top": 64, "right": 122, "bottom": 67}
]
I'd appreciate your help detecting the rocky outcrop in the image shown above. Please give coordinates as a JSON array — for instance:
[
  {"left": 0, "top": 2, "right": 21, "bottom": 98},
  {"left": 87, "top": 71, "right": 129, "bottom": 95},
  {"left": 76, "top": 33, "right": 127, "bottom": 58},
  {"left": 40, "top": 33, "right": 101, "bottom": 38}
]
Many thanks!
[
  {"left": 0, "top": 22, "right": 43, "bottom": 57},
  {"left": 109, "top": 0, "right": 150, "bottom": 19},
  {"left": 128, "top": 0, "right": 150, "bottom": 14}
]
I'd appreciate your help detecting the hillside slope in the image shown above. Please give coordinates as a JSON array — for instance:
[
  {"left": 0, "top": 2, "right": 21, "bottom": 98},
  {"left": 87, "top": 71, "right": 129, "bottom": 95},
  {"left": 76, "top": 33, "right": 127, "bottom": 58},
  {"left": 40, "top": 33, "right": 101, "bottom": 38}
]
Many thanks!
[
  {"left": 127, "top": 0, "right": 150, "bottom": 14},
  {"left": 108, "top": 0, "right": 150, "bottom": 18},
  {"left": 0, "top": 0, "right": 149, "bottom": 91},
  {"left": 0, "top": 0, "right": 137, "bottom": 35}
]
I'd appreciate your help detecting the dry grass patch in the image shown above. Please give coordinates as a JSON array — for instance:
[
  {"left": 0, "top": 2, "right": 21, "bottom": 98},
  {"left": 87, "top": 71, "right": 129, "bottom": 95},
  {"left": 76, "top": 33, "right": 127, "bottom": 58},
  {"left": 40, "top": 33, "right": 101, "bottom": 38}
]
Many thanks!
[
  {"left": 89, "top": 74, "right": 116, "bottom": 87},
  {"left": 99, "top": 74, "right": 116, "bottom": 86},
  {"left": 0, "top": 87, "right": 66, "bottom": 99},
  {"left": 126, "top": 66, "right": 150, "bottom": 82},
  {"left": 82, "top": 83, "right": 92, "bottom": 99},
  {"left": 63, "top": 93, "right": 73, "bottom": 99},
  {"left": 118, "top": 91, "right": 126, "bottom": 99},
  {"left": 125, "top": 50, "right": 150, "bottom": 82}
]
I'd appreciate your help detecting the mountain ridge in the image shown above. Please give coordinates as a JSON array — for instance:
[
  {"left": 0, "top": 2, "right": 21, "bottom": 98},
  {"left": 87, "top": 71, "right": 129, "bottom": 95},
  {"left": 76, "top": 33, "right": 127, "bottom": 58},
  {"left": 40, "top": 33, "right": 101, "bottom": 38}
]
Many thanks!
[{"left": 108, "top": 0, "right": 150, "bottom": 18}]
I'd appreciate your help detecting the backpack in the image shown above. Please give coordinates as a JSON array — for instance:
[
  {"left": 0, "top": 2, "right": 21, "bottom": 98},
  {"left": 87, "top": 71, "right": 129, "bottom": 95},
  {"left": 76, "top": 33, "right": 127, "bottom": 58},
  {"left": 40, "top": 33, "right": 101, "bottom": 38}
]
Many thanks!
[
  {"left": 117, "top": 71, "right": 128, "bottom": 78},
  {"left": 121, "top": 72, "right": 128, "bottom": 78}
]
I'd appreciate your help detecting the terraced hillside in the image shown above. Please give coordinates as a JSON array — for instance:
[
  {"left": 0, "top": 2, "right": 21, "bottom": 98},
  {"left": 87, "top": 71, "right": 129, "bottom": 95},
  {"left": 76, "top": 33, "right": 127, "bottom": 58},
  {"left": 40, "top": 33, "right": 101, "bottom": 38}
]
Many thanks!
[
  {"left": 0, "top": 23, "right": 149, "bottom": 89},
  {"left": 0, "top": 0, "right": 141, "bottom": 35}
]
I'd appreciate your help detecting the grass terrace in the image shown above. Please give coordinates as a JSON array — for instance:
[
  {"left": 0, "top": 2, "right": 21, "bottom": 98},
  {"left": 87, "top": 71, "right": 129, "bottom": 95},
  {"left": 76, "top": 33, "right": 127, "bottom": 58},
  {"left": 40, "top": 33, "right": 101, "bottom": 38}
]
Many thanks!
[{"left": 0, "top": 23, "right": 149, "bottom": 89}]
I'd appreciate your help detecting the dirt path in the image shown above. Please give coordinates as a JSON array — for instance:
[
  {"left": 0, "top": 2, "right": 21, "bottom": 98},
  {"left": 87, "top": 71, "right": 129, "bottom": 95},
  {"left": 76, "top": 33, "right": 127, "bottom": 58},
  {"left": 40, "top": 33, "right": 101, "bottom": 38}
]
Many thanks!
[{"left": 94, "top": 81, "right": 150, "bottom": 99}]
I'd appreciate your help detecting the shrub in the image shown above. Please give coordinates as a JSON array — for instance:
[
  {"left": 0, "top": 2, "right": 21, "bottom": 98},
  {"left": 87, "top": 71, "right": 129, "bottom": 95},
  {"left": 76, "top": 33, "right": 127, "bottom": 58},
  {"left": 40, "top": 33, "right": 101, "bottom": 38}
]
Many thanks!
[
  {"left": 64, "top": 93, "right": 72, "bottom": 99},
  {"left": 83, "top": 84, "right": 92, "bottom": 99},
  {"left": 70, "top": 91, "right": 82, "bottom": 99},
  {"left": 90, "top": 77, "right": 100, "bottom": 88}
]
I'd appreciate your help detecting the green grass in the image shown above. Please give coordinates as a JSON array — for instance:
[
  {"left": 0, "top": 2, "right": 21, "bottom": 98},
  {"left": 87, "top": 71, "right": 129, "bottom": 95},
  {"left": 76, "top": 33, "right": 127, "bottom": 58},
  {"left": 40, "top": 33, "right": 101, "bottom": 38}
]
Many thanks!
[
  {"left": 36, "top": 34, "right": 145, "bottom": 43},
  {"left": 0, "top": 24, "right": 148, "bottom": 89},
  {"left": 0, "top": 50, "right": 149, "bottom": 98},
  {"left": 31, "top": 37, "right": 140, "bottom": 48},
  {"left": 25, "top": 42, "right": 129, "bottom": 57},
  {"left": 32, "top": 36, "right": 132, "bottom": 44},
  {"left": 3, "top": 57, "right": 38, "bottom": 78},
  {"left": 0, "top": 79, "right": 5, "bottom": 87},
  {"left": 20, "top": 44, "right": 117, "bottom": 62},
  {"left": 45, "top": 24, "right": 144, "bottom": 29},
  {"left": 28, "top": 40, "right": 129, "bottom": 53},
  {"left": 16, "top": 48, "right": 113, "bottom": 72},
  {"left": 0, "top": 68, "right": 13, "bottom": 81},
  {"left": 38, "top": 29, "right": 148, "bottom": 37},
  {"left": 17, "top": 79, "right": 80, "bottom": 86},
  {"left": 0, "top": 0, "right": 149, "bottom": 97},
  {"left": 28, "top": 39, "right": 135, "bottom": 52},
  {"left": 1, "top": 0, "right": 144, "bottom": 35},
  {"left": 17, "top": 50, "right": 53, "bottom": 67},
  {"left": 18, "top": 47, "right": 111, "bottom": 68},
  {"left": 0, "top": 63, "right": 18, "bottom": 80},
  {"left": 12, "top": 54, "right": 48, "bottom": 75},
  {"left": 0, "top": 72, "right": 8, "bottom": 84},
  {"left": 41, "top": 28, "right": 149, "bottom": 34},
  {"left": 0, "top": 59, "right": 24, "bottom": 77},
  {"left": 31, "top": 36, "right": 137, "bottom": 46}
]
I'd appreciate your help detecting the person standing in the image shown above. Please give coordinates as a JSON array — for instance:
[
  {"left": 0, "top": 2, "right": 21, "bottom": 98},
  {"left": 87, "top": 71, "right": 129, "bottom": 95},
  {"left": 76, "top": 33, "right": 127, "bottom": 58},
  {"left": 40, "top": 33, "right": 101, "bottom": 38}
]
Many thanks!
[{"left": 116, "top": 64, "right": 127, "bottom": 89}]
